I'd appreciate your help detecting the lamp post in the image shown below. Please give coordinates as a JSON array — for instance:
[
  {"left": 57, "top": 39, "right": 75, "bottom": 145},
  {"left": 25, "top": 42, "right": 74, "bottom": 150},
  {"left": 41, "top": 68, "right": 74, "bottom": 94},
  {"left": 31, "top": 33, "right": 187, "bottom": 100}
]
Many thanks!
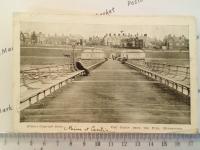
[{"left": 72, "top": 43, "right": 76, "bottom": 65}]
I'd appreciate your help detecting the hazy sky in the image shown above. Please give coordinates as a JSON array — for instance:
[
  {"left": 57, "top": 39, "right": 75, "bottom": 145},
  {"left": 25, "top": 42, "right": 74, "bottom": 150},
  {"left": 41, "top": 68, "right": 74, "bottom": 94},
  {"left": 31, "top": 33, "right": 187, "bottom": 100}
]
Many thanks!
[{"left": 21, "top": 22, "right": 189, "bottom": 40}]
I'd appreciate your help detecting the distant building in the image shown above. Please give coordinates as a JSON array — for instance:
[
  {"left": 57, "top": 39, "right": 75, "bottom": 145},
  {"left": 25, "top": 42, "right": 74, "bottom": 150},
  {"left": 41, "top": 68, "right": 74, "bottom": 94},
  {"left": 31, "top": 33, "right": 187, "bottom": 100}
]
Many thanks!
[
  {"left": 81, "top": 49, "right": 105, "bottom": 59},
  {"left": 87, "top": 36, "right": 102, "bottom": 46},
  {"left": 106, "top": 33, "right": 113, "bottom": 46},
  {"left": 120, "top": 37, "right": 144, "bottom": 49},
  {"left": 20, "top": 31, "right": 86, "bottom": 47},
  {"left": 37, "top": 32, "right": 46, "bottom": 44},
  {"left": 20, "top": 32, "right": 31, "bottom": 46},
  {"left": 103, "top": 33, "right": 145, "bottom": 49},
  {"left": 31, "top": 31, "right": 37, "bottom": 44},
  {"left": 164, "top": 34, "right": 189, "bottom": 50},
  {"left": 121, "top": 49, "right": 145, "bottom": 60},
  {"left": 20, "top": 30, "right": 188, "bottom": 51}
]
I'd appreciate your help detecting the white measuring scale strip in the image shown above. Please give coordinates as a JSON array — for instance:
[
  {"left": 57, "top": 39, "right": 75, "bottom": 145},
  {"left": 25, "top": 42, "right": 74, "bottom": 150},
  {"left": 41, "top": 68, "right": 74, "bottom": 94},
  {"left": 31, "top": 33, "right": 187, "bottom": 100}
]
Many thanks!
[{"left": 0, "top": 133, "right": 200, "bottom": 150}]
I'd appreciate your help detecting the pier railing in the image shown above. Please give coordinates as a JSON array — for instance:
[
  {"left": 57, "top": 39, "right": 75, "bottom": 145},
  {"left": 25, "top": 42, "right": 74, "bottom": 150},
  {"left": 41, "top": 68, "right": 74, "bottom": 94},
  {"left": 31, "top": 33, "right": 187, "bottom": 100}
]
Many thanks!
[
  {"left": 127, "top": 60, "right": 190, "bottom": 85},
  {"left": 20, "top": 64, "right": 74, "bottom": 88},
  {"left": 125, "top": 61, "right": 190, "bottom": 97},
  {"left": 20, "top": 59, "right": 107, "bottom": 110},
  {"left": 145, "top": 62, "right": 190, "bottom": 80},
  {"left": 20, "top": 60, "right": 103, "bottom": 89}
]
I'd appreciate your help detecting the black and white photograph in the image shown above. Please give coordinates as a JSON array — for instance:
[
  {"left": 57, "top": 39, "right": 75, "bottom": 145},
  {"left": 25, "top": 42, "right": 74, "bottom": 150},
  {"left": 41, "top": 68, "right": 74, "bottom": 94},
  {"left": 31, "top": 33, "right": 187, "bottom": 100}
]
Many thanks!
[{"left": 13, "top": 14, "right": 198, "bottom": 133}]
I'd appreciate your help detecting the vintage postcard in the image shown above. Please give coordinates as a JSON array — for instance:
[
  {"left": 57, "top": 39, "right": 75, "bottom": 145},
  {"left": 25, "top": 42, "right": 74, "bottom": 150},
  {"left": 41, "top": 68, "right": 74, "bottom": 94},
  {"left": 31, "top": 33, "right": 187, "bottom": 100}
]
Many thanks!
[{"left": 13, "top": 13, "right": 198, "bottom": 133}]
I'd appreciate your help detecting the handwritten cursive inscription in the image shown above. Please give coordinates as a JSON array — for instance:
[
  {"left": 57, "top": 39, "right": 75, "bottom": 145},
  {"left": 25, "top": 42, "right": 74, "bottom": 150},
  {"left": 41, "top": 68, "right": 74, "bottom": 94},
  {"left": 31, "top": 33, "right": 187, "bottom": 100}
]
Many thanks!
[
  {"left": 0, "top": 47, "right": 13, "bottom": 56},
  {"left": 128, "top": 0, "right": 143, "bottom": 6},
  {"left": 90, "top": 126, "right": 109, "bottom": 132},
  {"left": 68, "top": 126, "right": 82, "bottom": 131},
  {"left": 64, "top": 125, "right": 109, "bottom": 132},
  {"left": 96, "top": 7, "right": 115, "bottom": 16},
  {"left": 0, "top": 104, "right": 13, "bottom": 114}
]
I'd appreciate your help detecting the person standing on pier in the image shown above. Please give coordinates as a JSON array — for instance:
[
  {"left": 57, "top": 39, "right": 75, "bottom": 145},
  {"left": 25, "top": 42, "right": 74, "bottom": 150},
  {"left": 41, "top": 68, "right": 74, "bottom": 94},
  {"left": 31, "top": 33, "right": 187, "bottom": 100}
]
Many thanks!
[{"left": 75, "top": 58, "right": 90, "bottom": 76}]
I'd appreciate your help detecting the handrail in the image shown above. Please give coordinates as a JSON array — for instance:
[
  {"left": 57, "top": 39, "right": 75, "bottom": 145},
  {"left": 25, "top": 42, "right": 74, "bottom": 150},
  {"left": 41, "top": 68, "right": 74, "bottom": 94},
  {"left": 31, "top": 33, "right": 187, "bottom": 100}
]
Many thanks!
[
  {"left": 20, "top": 59, "right": 106, "bottom": 89},
  {"left": 125, "top": 62, "right": 190, "bottom": 97},
  {"left": 21, "top": 64, "right": 72, "bottom": 72},
  {"left": 20, "top": 64, "right": 73, "bottom": 88},
  {"left": 128, "top": 60, "right": 190, "bottom": 82},
  {"left": 145, "top": 61, "right": 189, "bottom": 69},
  {"left": 20, "top": 59, "right": 107, "bottom": 110}
]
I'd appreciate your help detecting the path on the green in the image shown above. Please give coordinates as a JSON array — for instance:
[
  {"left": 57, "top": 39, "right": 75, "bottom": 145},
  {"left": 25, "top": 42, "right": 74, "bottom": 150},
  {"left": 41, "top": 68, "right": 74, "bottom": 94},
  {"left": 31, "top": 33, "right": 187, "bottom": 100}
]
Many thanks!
[{"left": 21, "top": 60, "right": 190, "bottom": 124}]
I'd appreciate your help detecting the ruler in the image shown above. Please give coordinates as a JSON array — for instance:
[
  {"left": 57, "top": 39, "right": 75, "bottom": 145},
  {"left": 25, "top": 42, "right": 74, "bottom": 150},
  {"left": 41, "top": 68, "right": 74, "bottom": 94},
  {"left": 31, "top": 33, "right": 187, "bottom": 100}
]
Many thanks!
[{"left": 0, "top": 133, "right": 200, "bottom": 150}]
